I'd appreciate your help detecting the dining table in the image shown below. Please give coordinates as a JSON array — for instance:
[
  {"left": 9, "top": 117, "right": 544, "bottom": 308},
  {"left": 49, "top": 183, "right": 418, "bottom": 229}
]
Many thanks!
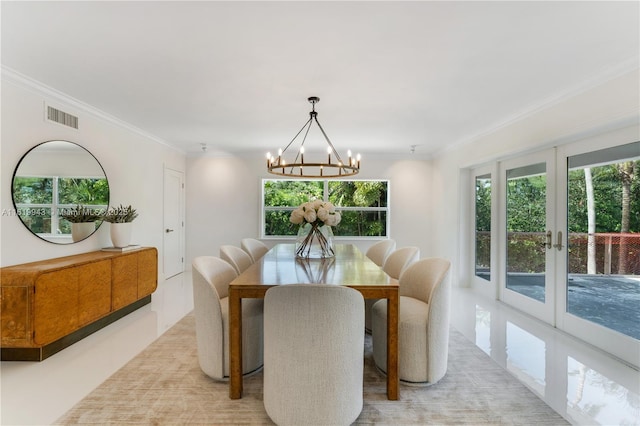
[{"left": 228, "top": 243, "right": 400, "bottom": 400}]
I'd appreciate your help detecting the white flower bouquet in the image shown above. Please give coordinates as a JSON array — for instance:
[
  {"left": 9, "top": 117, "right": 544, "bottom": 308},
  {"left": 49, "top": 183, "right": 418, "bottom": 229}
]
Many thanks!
[
  {"left": 290, "top": 200, "right": 341, "bottom": 258},
  {"left": 290, "top": 200, "right": 341, "bottom": 227}
]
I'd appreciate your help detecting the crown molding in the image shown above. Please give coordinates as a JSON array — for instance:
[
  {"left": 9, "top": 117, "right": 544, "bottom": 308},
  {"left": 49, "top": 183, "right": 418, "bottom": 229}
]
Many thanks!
[
  {"left": 433, "top": 57, "right": 640, "bottom": 159},
  {"left": 1, "top": 66, "right": 185, "bottom": 155}
]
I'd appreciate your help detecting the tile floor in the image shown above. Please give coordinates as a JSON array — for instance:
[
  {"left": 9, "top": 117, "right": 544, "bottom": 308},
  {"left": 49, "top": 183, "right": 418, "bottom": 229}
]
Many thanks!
[
  {"left": 1, "top": 272, "right": 638, "bottom": 425},
  {"left": 450, "top": 289, "right": 639, "bottom": 426}
]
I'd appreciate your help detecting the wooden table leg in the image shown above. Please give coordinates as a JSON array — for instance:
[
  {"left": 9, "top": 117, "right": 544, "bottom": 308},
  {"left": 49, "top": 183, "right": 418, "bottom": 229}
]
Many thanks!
[
  {"left": 229, "top": 288, "right": 243, "bottom": 399},
  {"left": 386, "top": 290, "right": 399, "bottom": 400}
]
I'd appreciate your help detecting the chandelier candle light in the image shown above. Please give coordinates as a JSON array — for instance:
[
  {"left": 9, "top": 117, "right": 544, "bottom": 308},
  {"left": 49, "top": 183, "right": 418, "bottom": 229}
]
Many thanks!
[
  {"left": 290, "top": 200, "right": 341, "bottom": 258},
  {"left": 267, "top": 97, "right": 361, "bottom": 178}
]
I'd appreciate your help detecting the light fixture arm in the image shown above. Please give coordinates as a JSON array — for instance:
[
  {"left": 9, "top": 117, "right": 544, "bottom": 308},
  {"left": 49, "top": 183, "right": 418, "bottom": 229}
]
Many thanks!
[
  {"left": 280, "top": 116, "right": 313, "bottom": 158},
  {"left": 313, "top": 115, "right": 346, "bottom": 167}
]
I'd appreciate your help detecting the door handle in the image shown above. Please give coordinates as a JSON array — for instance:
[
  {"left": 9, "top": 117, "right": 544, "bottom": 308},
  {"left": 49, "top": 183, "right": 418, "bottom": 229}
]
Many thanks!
[
  {"left": 165, "top": 228, "right": 174, "bottom": 233},
  {"left": 553, "top": 231, "right": 564, "bottom": 251},
  {"left": 544, "top": 230, "right": 552, "bottom": 249}
]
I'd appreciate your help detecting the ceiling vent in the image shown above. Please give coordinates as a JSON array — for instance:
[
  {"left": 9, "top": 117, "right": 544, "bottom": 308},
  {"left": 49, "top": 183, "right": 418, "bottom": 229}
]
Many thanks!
[{"left": 46, "top": 105, "right": 79, "bottom": 129}]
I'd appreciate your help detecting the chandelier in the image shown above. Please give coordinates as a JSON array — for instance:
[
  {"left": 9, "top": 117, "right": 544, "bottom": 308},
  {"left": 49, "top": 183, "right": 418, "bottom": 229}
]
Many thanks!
[{"left": 266, "top": 97, "right": 360, "bottom": 178}]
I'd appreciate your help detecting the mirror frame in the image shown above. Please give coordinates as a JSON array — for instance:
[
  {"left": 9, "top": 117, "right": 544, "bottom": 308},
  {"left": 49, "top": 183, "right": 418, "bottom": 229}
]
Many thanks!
[{"left": 11, "top": 140, "right": 110, "bottom": 244}]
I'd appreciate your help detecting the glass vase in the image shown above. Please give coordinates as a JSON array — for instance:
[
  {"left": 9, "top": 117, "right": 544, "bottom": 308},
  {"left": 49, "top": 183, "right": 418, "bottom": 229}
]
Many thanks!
[{"left": 295, "top": 222, "right": 335, "bottom": 258}]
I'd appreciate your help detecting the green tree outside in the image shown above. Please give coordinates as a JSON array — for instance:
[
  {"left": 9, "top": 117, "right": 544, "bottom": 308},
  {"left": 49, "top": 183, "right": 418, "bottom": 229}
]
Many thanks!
[{"left": 264, "top": 180, "right": 388, "bottom": 237}]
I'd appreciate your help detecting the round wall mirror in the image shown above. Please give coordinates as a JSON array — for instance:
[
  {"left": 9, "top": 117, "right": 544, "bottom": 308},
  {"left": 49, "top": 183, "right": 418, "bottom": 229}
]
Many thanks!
[{"left": 11, "top": 140, "right": 110, "bottom": 244}]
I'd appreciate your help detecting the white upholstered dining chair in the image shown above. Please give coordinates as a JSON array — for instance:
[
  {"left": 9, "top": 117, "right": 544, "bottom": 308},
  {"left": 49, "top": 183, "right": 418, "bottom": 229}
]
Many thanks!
[
  {"left": 263, "top": 284, "right": 365, "bottom": 426},
  {"left": 364, "top": 239, "right": 397, "bottom": 332},
  {"left": 382, "top": 246, "right": 420, "bottom": 280},
  {"left": 240, "top": 238, "right": 269, "bottom": 263},
  {"left": 372, "top": 257, "right": 451, "bottom": 385},
  {"left": 366, "top": 239, "right": 396, "bottom": 267},
  {"left": 219, "top": 245, "right": 253, "bottom": 274},
  {"left": 191, "top": 256, "right": 263, "bottom": 380}
]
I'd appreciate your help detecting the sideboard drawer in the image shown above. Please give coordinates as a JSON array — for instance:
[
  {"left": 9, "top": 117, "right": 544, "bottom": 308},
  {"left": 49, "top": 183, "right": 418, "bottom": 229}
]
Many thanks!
[
  {"left": 78, "top": 259, "right": 111, "bottom": 326},
  {"left": 34, "top": 268, "right": 79, "bottom": 345},
  {"left": 112, "top": 254, "right": 139, "bottom": 310},
  {"left": 0, "top": 286, "right": 31, "bottom": 344}
]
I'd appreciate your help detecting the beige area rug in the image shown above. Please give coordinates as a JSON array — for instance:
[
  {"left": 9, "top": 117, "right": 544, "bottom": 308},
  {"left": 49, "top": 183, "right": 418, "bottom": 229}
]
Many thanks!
[{"left": 56, "top": 313, "right": 567, "bottom": 425}]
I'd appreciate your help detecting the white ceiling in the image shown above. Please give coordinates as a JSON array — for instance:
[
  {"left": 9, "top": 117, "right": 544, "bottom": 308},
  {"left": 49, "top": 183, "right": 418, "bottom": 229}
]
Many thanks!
[{"left": 2, "top": 1, "right": 638, "bottom": 158}]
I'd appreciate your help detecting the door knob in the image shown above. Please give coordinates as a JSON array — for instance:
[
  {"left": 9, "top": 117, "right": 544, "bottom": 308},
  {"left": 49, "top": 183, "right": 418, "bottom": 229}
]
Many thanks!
[{"left": 165, "top": 228, "right": 174, "bottom": 233}]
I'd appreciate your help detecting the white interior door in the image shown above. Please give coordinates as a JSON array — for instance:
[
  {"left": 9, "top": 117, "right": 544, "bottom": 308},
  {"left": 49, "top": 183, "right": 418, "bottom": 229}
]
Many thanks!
[{"left": 163, "top": 167, "right": 184, "bottom": 278}]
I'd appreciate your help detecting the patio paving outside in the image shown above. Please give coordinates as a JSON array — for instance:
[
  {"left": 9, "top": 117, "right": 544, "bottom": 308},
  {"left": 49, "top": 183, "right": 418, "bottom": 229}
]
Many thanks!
[{"left": 506, "top": 273, "right": 640, "bottom": 340}]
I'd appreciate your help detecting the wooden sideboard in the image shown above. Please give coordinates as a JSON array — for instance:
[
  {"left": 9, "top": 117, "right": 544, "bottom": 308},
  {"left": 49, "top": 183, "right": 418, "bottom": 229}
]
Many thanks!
[{"left": 1, "top": 247, "right": 158, "bottom": 361}]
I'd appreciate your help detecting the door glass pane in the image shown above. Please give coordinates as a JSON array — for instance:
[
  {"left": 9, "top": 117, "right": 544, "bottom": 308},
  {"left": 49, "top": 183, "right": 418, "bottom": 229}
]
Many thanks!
[
  {"left": 567, "top": 141, "right": 640, "bottom": 339},
  {"left": 506, "top": 163, "right": 547, "bottom": 302},
  {"left": 475, "top": 174, "right": 491, "bottom": 281}
]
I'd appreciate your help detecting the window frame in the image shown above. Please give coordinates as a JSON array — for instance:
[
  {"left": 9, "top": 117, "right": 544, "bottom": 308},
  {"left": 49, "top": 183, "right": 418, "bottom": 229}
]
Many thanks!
[
  {"left": 261, "top": 178, "right": 390, "bottom": 239},
  {"left": 469, "top": 163, "right": 499, "bottom": 299},
  {"left": 13, "top": 174, "right": 109, "bottom": 237}
]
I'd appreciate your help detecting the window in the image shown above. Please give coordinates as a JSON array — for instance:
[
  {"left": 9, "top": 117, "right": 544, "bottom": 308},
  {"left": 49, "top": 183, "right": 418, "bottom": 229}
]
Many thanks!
[
  {"left": 13, "top": 176, "right": 109, "bottom": 236},
  {"left": 263, "top": 179, "right": 389, "bottom": 238},
  {"left": 475, "top": 173, "right": 492, "bottom": 281}
]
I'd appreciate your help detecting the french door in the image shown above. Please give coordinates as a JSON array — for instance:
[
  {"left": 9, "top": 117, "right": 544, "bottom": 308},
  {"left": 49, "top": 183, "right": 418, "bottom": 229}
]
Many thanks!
[
  {"left": 499, "top": 150, "right": 557, "bottom": 323},
  {"left": 488, "top": 130, "right": 639, "bottom": 367},
  {"left": 555, "top": 137, "right": 639, "bottom": 366}
]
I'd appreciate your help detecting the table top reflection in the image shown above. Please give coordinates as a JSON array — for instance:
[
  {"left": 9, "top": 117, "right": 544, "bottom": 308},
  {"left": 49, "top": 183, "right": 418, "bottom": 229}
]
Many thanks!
[{"left": 230, "top": 243, "right": 396, "bottom": 288}]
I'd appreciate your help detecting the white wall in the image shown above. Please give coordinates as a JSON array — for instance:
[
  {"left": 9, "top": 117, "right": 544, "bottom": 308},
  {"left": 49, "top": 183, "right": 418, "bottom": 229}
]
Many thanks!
[
  {"left": 15, "top": 143, "right": 105, "bottom": 176},
  {"left": 1, "top": 69, "right": 434, "bottom": 276},
  {"left": 185, "top": 153, "right": 432, "bottom": 268},
  {"left": 1, "top": 71, "right": 187, "bottom": 278},
  {"left": 430, "top": 69, "right": 640, "bottom": 289},
  {"left": 4, "top": 67, "right": 637, "bottom": 290},
  {"left": 184, "top": 70, "right": 640, "bottom": 273}
]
